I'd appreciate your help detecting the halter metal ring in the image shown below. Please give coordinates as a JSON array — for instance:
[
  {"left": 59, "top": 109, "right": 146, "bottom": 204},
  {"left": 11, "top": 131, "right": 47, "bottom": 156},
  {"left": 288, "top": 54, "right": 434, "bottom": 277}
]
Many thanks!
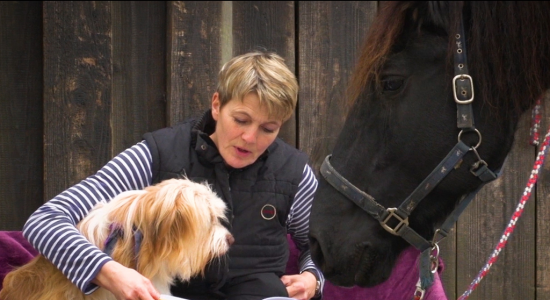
[
  {"left": 458, "top": 128, "right": 482, "bottom": 149},
  {"left": 431, "top": 228, "right": 448, "bottom": 244},
  {"left": 453, "top": 74, "right": 474, "bottom": 104},
  {"left": 430, "top": 244, "right": 440, "bottom": 273}
]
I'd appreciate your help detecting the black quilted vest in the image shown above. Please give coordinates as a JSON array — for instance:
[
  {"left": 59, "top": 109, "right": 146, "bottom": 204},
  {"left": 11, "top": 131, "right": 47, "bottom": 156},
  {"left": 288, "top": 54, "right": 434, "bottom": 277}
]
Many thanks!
[{"left": 142, "top": 110, "right": 307, "bottom": 282}]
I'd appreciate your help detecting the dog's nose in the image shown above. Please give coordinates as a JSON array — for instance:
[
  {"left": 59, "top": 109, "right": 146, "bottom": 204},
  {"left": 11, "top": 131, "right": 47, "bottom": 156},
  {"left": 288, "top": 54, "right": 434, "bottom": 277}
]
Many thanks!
[{"left": 226, "top": 233, "right": 235, "bottom": 246}]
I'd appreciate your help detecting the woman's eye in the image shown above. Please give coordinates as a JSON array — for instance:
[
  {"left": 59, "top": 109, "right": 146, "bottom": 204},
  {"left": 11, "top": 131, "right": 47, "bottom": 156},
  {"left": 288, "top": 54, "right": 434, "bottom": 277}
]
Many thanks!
[
  {"left": 234, "top": 118, "right": 247, "bottom": 124},
  {"left": 382, "top": 79, "right": 403, "bottom": 91},
  {"left": 262, "top": 127, "right": 276, "bottom": 134}
]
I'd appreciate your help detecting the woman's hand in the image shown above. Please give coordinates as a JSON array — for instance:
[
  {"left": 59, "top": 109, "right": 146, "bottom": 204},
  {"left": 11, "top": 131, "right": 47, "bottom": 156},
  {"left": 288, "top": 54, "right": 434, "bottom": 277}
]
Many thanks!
[
  {"left": 281, "top": 271, "right": 317, "bottom": 300},
  {"left": 93, "top": 261, "right": 160, "bottom": 300}
]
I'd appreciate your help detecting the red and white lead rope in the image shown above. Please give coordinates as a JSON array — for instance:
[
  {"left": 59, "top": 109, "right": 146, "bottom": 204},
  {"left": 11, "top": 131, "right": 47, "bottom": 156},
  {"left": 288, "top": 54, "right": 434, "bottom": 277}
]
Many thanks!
[
  {"left": 458, "top": 117, "right": 550, "bottom": 299},
  {"left": 530, "top": 97, "right": 543, "bottom": 146}
]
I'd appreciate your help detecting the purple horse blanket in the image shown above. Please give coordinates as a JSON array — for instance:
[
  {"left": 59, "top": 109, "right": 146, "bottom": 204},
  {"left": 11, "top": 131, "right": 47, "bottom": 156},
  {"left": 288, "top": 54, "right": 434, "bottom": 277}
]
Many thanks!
[
  {"left": 286, "top": 235, "right": 449, "bottom": 300},
  {"left": 0, "top": 231, "right": 38, "bottom": 291}
]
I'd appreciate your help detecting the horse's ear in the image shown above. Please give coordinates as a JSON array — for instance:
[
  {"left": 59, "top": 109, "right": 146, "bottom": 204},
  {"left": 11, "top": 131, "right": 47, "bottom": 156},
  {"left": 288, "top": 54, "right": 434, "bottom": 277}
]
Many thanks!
[{"left": 427, "top": 1, "right": 451, "bottom": 28}]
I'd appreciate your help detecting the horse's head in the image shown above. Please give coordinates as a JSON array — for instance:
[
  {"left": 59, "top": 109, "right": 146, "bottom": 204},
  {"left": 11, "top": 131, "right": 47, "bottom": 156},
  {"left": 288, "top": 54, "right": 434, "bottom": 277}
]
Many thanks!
[{"left": 309, "top": 1, "right": 550, "bottom": 287}]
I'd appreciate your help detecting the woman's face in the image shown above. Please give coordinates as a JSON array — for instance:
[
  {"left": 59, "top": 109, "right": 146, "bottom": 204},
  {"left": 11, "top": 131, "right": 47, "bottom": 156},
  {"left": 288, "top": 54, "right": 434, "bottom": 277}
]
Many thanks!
[{"left": 210, "top": 92, "right": 283, "bottom": 169}]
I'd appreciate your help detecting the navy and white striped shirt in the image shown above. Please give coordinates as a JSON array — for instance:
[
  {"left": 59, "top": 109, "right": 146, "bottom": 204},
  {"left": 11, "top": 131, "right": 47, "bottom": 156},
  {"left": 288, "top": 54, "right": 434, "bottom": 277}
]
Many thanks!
[{"left": 23, "top": 140, "right": 321, "bottom": 294}]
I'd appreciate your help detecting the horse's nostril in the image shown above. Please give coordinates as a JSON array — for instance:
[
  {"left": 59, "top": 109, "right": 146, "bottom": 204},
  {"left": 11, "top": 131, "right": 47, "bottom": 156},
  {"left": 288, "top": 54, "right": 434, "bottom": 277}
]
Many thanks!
[{"left": 226, "top": 233, "right": 235, "bottom": 246}]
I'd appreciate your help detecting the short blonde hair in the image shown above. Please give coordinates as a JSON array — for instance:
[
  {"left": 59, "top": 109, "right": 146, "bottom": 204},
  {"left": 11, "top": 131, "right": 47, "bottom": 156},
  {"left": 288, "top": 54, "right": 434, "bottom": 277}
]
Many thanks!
[{"left": 217, "top": 51, "right": 298, "bottom": 121}]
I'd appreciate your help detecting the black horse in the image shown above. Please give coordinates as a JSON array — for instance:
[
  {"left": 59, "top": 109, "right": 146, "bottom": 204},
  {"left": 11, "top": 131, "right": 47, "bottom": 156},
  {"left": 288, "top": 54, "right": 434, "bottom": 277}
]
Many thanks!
[{"left": 308, "top": 1, "right": 550, "bottom": 289}]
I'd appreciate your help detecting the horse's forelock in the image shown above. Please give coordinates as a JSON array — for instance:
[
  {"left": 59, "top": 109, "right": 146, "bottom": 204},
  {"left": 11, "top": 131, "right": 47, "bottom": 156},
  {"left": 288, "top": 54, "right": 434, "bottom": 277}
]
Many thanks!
[
  {"left": 427, "top": 2, "right": 452, "bottom": 28},
  {"left": 467, "top": 1, "right": 550, "bottom": 117},
  {"left": 346, "top": 2, "right": 414, "bottom": 110}
]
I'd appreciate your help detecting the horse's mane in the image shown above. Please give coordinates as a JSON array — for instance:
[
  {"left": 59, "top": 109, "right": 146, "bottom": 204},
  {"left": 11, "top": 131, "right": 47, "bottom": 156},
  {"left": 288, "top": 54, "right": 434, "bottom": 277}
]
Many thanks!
[{"left": 348, "top": 1, "right": 550, "bottom": 117}]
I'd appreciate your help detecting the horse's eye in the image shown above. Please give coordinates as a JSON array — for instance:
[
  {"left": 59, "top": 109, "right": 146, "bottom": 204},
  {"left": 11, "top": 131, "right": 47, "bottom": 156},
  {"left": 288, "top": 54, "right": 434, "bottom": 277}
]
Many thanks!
[{"left": 382, "top": 79, "right": 403, "bottom": 91}]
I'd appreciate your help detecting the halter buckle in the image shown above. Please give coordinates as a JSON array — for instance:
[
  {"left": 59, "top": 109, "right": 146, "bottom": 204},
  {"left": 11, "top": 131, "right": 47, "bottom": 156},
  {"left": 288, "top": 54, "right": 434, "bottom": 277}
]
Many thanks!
[
  {"left": 380, "top": 208, "right": 409, "bottom": 235},
  {"left": 453, "top": 74, "right": 474, "bottom": 104}
]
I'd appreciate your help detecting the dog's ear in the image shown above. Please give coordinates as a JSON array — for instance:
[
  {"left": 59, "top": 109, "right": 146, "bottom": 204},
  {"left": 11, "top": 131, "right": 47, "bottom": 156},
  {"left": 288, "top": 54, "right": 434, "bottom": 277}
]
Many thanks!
[{"left": 105, "top": 189, "right": 148, "bottom": 230}]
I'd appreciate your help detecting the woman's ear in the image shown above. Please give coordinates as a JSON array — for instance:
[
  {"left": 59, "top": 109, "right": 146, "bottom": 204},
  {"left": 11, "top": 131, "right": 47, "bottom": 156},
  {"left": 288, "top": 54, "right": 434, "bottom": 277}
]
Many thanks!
[{"left": 211, "top": 92, "right": 220, "bottom": 121}]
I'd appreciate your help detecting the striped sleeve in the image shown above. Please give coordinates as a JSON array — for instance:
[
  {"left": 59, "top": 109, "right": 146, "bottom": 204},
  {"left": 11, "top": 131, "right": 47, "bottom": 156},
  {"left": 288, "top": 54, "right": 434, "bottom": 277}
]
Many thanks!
[
  {"left": 287, "top": 164, "right": 325, "bottom": 291},
  {"left": 22, "top": 141, "right": 153, "bottom": 294}
]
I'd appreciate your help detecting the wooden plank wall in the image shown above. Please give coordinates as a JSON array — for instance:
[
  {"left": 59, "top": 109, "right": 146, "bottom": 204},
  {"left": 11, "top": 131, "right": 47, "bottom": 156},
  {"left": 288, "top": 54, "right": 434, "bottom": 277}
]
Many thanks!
[
  {"left": 0, "top": 1, "right": 44, "bottom": 231},
  {"left": 1, "top": 2, "right": 549, "bottom": 299}
]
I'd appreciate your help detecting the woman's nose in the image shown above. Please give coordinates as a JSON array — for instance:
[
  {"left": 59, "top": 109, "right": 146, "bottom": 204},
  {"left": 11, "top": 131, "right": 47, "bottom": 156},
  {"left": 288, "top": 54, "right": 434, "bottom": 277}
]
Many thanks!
[{"left": 241, "top": 127, "right": 257, "bottom": 143}]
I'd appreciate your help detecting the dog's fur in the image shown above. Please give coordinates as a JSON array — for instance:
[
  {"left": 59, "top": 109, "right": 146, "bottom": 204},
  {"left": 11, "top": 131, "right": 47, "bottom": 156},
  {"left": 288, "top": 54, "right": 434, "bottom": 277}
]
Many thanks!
[{"left": 0, "top": 178, "right": 232, "bottom": 300}]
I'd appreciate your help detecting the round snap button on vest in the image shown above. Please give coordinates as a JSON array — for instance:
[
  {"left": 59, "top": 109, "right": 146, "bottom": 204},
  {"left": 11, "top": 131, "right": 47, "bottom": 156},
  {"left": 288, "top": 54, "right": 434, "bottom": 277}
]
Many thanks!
[{"left": 261, "top": 204, "right": 277, "bottom": 220}]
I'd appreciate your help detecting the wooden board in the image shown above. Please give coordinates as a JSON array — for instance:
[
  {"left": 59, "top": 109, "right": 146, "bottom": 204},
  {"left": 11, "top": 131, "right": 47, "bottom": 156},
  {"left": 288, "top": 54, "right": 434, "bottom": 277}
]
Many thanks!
[
  {"left": 167, "top": 1, "right": 223, "bottom": 125},
  {"left": 297, "top": 1, "right": 377, "bottom": 172},
  {"left": 0, "top": 1, "right": 43, "bottom": 230},
  {"left": 43, "top": 2, "right": 113, "bottom": 199},
  {"left": 111, "top": 1, "right": 167, "bottom": 154}
]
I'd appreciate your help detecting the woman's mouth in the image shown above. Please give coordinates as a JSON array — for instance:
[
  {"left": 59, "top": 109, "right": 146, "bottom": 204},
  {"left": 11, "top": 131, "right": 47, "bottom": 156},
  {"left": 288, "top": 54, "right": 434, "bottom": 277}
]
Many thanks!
[{"left": 235, "top": 146, "right": 251, "bottom": 156}]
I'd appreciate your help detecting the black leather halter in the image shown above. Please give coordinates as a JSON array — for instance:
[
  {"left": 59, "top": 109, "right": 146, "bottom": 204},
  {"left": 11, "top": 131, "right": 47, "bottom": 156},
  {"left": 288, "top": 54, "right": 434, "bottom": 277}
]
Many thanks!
[{"left": 320, "top": 19, "right": 499, "bottom": 253}]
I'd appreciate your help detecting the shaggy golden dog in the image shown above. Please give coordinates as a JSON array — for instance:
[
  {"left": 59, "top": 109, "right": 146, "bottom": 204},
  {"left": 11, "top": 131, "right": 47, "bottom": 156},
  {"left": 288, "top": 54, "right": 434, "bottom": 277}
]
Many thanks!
[{"left": 0, "top": 178, "right": 233, "bottom": 300}]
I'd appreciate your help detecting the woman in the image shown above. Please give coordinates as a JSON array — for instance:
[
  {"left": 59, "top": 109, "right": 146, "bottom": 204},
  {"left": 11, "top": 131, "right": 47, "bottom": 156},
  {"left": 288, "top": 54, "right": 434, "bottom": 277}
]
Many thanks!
[{"left": 23, "top": 51, "right": 323, "bottom": 300}]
